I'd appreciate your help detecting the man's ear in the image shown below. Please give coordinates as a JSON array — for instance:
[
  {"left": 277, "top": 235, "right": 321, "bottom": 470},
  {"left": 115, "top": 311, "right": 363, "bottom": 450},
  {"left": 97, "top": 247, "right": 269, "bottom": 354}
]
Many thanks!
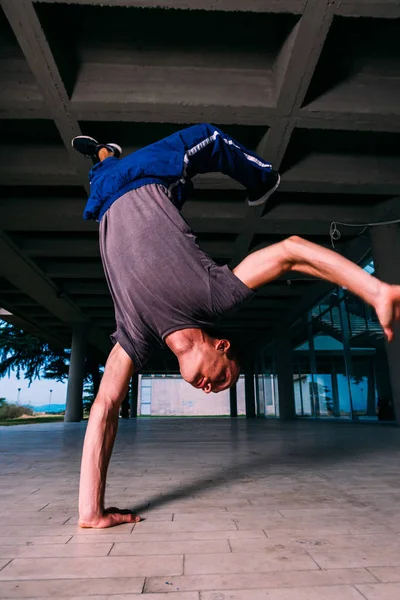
[{"left": 216, "top": 338, "right": 231, "bottom": 353}]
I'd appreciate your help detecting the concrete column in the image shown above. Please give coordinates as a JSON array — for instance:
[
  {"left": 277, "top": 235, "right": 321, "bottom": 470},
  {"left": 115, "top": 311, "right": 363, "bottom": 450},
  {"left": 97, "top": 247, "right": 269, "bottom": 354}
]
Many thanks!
[
  {"left": 229, "top": 383, "right": 238, "bottom": 418},
  {"left": 130, "top": 373, "right": 139, "bottom": 419},
  {"left": 244, "top": 362, "right": 256, "bottom": 419},
  {"left": 371, "top": 224, "right": 400, "bottom": 423},
  {"left": 275, "top": 327, "right": 296, "bottom": 420},
  {"left": 120, "top": 394, "right": 130, "bottom": 419},
  {"left": 65, "top": 325, "right": 87, "bottom": 422}
]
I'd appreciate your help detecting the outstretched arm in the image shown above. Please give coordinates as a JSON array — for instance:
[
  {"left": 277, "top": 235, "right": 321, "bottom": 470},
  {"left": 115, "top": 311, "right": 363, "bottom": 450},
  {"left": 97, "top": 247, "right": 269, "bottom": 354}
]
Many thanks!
[
  {"left": 78, "top": 342, "right": 139, "bottom": 528},
  {"left": 233, "top": 235, "right": 400, "bottom": 342}
]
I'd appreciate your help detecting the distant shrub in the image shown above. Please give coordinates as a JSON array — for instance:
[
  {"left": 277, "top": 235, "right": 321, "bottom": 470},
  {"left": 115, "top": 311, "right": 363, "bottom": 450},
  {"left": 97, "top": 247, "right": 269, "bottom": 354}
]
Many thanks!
[{"left": 0, "top": 401, "right": 34, "bottom": 419}]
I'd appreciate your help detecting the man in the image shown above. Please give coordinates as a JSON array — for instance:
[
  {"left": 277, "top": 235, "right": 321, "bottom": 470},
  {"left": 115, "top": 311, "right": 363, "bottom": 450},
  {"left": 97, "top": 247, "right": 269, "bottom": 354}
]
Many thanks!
[{"left": 73, "top": 123, "right": 400, "bottom": 528}]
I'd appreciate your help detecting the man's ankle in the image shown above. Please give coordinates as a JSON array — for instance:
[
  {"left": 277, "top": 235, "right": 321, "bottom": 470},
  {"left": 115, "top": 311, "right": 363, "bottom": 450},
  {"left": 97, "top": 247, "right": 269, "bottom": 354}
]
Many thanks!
[{"left": 98, "top": 147, "right": 114, "bottom": 162}]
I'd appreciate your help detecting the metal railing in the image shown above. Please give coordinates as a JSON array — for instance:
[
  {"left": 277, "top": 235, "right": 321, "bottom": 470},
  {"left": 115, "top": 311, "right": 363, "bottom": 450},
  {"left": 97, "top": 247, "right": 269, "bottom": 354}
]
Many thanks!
[{"left": 311, "top": 290, "right": 383, "bottom": 340}]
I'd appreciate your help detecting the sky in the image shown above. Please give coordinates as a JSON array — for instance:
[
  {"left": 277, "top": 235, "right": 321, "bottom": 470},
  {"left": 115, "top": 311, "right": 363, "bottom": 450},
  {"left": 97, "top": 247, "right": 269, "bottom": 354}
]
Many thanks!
[{"left": 0, "top": 371, "right": 67, "bottom": 407}]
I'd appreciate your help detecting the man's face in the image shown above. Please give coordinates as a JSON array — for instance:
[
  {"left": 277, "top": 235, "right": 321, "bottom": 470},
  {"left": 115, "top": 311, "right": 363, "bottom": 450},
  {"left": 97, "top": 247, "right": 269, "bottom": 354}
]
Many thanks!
[{"left": 179, "top": 340, "right": 240, "bottom": 394}]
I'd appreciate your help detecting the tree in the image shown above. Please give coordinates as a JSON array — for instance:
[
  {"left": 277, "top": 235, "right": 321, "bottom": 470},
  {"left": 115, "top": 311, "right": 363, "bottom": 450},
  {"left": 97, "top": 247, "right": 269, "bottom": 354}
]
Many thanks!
[
  {"left": 0, "top": 321, "right": 104, "bottom": 415},
  {"left": 0, "top": 321, "right": 69, "bottom": 383}
]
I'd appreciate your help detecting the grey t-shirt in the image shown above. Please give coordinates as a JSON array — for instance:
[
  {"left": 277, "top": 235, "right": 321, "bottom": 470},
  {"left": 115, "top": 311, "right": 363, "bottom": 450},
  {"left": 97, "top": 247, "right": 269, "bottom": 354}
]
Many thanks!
[{"left": 99, "top": 184, "right": 254, "bottom": 369}]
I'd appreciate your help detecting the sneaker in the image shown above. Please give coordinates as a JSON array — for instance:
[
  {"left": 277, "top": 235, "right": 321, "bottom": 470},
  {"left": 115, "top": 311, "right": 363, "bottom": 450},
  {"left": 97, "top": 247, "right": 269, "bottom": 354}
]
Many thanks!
[
  {"left": 72, "top": 136, "right": 123, "bottom": 159},
  {"left": 247, "top": 171, "right": 280, "bottom": 207}
]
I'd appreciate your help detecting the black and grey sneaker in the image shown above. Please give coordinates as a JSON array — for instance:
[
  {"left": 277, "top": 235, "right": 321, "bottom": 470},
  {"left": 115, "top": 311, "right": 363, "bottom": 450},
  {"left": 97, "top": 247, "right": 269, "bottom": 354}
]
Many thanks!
[
  {"left": 72, "top": 136, "right": 123, "bottom": 159},
  {"left": 247, "top": 171, "right": 280, "bottom": 207}
]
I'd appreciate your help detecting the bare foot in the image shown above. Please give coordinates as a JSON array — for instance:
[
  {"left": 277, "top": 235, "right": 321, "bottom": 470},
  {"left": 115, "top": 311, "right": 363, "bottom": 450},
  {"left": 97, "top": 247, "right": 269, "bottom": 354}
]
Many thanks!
[
  {"left": 374, "top": 284, "right": 400, "bottom": 342},
  {"left": 78, "top": 507, "right": 141, "bottom": 529}
]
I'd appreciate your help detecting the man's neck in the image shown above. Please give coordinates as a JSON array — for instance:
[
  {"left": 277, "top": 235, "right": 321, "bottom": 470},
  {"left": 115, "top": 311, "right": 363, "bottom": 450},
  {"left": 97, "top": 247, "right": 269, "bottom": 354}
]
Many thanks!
[{"left": 165, "top": 328, "right": 207, "bottom": 359}]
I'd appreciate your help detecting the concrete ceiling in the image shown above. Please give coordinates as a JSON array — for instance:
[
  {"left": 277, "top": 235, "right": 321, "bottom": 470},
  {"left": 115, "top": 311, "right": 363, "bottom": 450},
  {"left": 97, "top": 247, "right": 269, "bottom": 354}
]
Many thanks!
[{"left": 0, "top": 0, "right": 399, "bottom": 372}]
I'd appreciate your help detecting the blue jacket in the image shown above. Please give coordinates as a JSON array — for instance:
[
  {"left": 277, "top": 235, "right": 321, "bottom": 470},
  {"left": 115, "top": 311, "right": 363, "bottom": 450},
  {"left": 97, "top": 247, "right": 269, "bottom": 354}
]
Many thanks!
[{"left": 84, "top": 123, "right": 275, "bottom": 221}]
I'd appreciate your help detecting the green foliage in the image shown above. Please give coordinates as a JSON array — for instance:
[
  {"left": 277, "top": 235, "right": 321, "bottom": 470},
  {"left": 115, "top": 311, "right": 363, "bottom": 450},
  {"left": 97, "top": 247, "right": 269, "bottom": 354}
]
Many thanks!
[
  {"left": 0, "top": 321, "right": 70, "bottom": 384},
  {"left": 83, "top": 381, "right": 96, "bottom": 413},
  {"left": 0, "top": 399, "right": 34, "bottom": 420}
]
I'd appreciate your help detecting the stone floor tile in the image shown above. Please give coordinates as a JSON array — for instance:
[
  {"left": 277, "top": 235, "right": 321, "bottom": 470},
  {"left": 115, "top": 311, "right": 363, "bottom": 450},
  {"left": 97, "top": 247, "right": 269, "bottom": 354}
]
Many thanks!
[
  {"left": 111, "top": 540, "right": 230, "bottom": 556},
  {"left": 0, "top": 524, "right": 133, "bottom": 537},
  {"left": 0, "top": 577, "right": 144, "bottom": 598},
  {"left": 0, "top": 555, "right": 183, "bottom": 580},
  {"left": 307, "top": 545, "right": 400, "bottom": 569},
  {"left": 115, "top": 530, "right": 267, "bottom": 543},
  {"left": 261, "top": 521, "right": 392, "bottom": 538},
  {"left": 356, "top": 583, "right": 400, "bottom": 599},
  {"left": 0, "top": 594, "right": 197, "bottom": 600},
  {"left": 0, "top": 543, "right": 113, "bottom": 559},
  {"left": 0, "top": 535, "right": 72, "bottom": 546},
  {"left": 184, "top": 550, "right": 317, "bottom": 575},
  {"left": 0, "top": 560, "right": 11, "bottom": 572},
  {"left": 368, "top": 567, "right": 400, "bottom": 583},
  {"left": 274, "top": 534, "right": 400, "bottom": 550},
  {"left": 0, "top": 515, "right": 71, "bottom": 526},
  {"left": 145, "top": 569, "right": 377, "bottom": 593},
  {"left": 135, "top": 520, "right": 237, "bottom": 533},
  {"left": 200, "top": 586, "right": 364, "bottom": 599}
]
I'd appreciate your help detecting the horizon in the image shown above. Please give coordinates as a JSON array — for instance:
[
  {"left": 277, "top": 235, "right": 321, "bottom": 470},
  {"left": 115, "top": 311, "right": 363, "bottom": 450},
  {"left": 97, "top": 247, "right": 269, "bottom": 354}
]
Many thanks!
[{"left": 0, "top": 371, "right": 67, "bottom": 407}]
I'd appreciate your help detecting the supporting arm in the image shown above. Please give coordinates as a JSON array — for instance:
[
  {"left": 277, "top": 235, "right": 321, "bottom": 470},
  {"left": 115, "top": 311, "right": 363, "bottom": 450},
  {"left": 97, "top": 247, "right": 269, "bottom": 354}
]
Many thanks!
[{"left": 78, "top": 342, "right": 139, "bottom": 528}]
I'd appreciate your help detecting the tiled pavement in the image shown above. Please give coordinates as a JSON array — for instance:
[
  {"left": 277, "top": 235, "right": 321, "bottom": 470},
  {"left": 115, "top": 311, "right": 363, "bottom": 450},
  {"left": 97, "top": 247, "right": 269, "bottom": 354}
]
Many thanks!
[{"left": 1, "top": 417, "right": 400, "bottom": 599}]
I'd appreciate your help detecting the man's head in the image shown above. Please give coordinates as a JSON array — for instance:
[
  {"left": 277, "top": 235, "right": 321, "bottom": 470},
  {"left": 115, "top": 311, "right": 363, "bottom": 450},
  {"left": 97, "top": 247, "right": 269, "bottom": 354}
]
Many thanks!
[{"left": 178, "top": 333, "right": 240, "bottom": 394}]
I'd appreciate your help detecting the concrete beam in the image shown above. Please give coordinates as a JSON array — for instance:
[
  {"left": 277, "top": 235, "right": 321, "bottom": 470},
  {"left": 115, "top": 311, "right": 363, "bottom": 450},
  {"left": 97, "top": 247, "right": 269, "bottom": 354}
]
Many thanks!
[
  {"left": 336, "top": 1, "right": 400, "bottom": 19},
  {"left": 1, "top": 0, "right": 89, "bottom": 191},
  {"left": 0, "top": 196, "right": 371, "bottom": 236},
  {"left": 33, "top": 0, "right": 306, "bottom": 14},
  {"left": 374, "top": 196, "right": 400, "bottom": 221},
  {"left": 73, "top": 103, "right": 276, "bottom": 127},
  {"left": 297, "top": 112, "right": 400, "bottom": 133},
  {"left": 21, "top": 237, "right": 100, "bottom": 258},
  {"left": 231, "top": 0, "right": 336, "bottom": 265},
  {"left": 0, "top": 145, "right": 83, "bottom": 186},
  {"left": 0, "top": 231, "right": 110, "bottom": 355},
  {"left": 42, "top": 262, "right": 105, "bottom": 279},
  {"left": 0, "top": 308, "right": 65, "bottom": 349},
  {"left": 73, "top": 298, "right": 114, "bottom": 309},
  {"left": 59, "top": 281, "right": 110, "bottom": 295},
  {"left": 275, "top": 0, "right": 336, "bottom": 114}
]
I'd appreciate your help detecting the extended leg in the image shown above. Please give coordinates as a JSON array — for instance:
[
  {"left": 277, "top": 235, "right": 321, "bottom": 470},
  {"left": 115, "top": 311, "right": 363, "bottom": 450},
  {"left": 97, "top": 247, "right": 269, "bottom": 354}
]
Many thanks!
[
  {"left": 78, "top": 342, "right": 139, "bottom": 528},
  {"left": 233, "top": 235, "right": 400, "bottom": 341}
]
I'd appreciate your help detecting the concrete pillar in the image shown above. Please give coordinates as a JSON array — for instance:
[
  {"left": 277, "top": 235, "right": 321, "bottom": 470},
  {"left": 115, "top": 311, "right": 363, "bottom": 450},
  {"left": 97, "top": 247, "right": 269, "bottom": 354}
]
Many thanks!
[
  {"left": 229, "top": 383, "right": 238, "bottom": 418},
  {"left": 371, "top": 224, "right": 400, "bottom": 423},
  {"left": 130, "top": 373, "right": 139, "bottom": 419},
  {"left": 65, "top": 325, "right": 87, "bottom": 422},
  {"left": 244, "top": 362, "right": 256, "bottom": 419},
  {"left": 120, "top": 394, "right": 130, "bottom": 419},
  {"left": 275, "top": 327, "right": 296, "bottom": 420}
]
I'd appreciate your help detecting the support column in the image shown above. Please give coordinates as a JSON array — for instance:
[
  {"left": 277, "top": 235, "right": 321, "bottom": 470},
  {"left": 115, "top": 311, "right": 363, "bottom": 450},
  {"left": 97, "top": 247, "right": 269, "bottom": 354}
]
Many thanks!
[
  {"left": 275, "top": 326, "right": 296, "bottom": 420},
  {"left": 65, "top": 325, "right": 87, "bottom": 423},
  {"left": 120, "top": 395, "right": 130, "bottom": 419},
  {"left": 244, "top": 361, "right": 256, "bottom": 419},
  {"left": 130, "top": 373, "right": 139, "bottom": 419},
  {"left": 337, "top": 288, "right": 356, "bottom": 420},
  {"left": 371, "top": 225, "right": 400, "bottom": 423},
  {"left": 229, "top": 383, "right": 238, "bottom": 418}
]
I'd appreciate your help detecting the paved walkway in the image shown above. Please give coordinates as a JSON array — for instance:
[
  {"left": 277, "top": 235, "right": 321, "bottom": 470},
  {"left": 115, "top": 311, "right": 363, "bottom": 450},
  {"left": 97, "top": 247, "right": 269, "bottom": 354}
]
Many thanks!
[{"left": 1, "top": 418, "right": 400, "bottom": 599}]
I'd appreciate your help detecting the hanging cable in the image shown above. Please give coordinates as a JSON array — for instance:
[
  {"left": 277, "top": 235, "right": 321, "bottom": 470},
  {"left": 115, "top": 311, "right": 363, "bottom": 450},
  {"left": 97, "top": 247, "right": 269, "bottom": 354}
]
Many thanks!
[{"left": 329, "top": 217, "right": 400, "bottom": 249}]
